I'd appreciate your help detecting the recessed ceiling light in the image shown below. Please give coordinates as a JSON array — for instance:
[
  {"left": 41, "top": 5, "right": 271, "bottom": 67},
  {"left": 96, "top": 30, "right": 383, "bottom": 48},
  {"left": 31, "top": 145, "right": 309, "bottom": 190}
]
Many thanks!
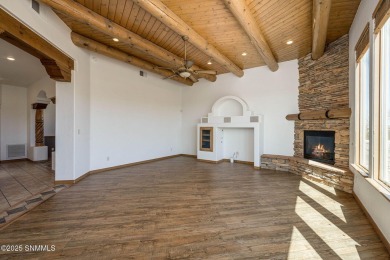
[
  {"left": 113, "top": 38, "right": 119, "bottom": 42},
  {"left": 241, "top": 52, "right": 247, "bottom": 56},
  {"left": 286, "top": 40, "right": 293, "bottom": 45},
  {"left": 7, "top": 56, "right": 15, "bottom": 61}
]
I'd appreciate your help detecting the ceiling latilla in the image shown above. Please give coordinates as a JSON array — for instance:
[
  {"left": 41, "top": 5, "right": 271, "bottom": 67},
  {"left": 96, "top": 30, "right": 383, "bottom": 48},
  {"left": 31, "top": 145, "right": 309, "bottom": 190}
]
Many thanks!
[
  {"left": 223, "top": 0, "right": 279, "bottom": 72},
  {"left": 71, "top": 32, "right": 194, "bottom": 86},
  {"left": 39, "top": 0, "right": 216, "bottom": 83},
  {"left": 132, "top": 0, "right": 244, "bottom": 78}
]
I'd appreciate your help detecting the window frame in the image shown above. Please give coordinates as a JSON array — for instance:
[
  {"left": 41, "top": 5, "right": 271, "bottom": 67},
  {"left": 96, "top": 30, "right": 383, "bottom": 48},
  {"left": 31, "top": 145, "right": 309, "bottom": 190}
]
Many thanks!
[
  {"left": 356, "top": 48, "right": 371, "bottom": 173},
  {"left": 377, "top": 19, "right": 390, "bottom": 188}
]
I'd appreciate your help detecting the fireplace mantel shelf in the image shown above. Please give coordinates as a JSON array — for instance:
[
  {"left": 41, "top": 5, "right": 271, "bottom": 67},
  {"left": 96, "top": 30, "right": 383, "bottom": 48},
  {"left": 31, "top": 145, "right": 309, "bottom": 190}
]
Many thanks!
[{"left": 286, "top": 108, "right": 351, "bottom": 121}]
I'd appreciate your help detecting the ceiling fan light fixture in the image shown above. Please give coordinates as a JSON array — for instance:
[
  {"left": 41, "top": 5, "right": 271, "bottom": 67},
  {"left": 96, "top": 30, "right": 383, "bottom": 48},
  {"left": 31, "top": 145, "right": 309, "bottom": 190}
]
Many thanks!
[
  {"left": 241, "top": 52, "right": 247, "bottom": 56},
  {"left": 113, "top": 38, "right": 119, "bottom": 42},
  {"left": 179, "top": 71, "right": 191, "bottom": 78},
  {"left": 207, "top": 60, "right": 212, "bottom": 65}
]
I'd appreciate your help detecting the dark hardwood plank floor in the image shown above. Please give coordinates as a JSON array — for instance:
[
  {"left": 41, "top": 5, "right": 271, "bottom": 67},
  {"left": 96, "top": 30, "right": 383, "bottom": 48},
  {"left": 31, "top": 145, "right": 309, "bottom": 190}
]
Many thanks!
[{"left": 0, "top": 157, "right": 388, "bottom": 259}]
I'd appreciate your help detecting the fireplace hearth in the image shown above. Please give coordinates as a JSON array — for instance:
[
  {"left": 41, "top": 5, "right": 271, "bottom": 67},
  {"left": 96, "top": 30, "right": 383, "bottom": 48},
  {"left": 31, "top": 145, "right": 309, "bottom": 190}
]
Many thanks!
[{"left": 304, "top": 130, "right": 335, "bottom": 165}]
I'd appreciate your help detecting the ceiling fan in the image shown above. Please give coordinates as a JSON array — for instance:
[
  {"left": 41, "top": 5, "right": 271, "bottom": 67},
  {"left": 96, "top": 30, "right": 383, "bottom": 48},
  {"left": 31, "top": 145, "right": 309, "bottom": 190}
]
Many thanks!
[{"left": 162, "top": 36, "right": 217, "bottom": 83}]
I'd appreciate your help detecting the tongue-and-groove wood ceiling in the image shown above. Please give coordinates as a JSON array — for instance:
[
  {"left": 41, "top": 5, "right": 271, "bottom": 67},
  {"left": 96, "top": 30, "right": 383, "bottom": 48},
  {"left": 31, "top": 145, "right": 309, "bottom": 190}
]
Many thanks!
[{"left": 44, "top": 0, "right": 360, "bottom": 85}]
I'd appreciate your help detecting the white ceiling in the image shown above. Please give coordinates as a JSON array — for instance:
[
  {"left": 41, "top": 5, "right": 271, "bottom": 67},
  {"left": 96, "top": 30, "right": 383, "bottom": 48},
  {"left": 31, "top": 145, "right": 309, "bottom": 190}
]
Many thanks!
[{"left": 0, "top": 39, "right": 48, "bottom": 87}]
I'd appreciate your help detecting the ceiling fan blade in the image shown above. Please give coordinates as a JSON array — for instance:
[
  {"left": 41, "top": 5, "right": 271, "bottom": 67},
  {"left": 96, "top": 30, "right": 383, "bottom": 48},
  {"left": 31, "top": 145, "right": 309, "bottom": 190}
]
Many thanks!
[
  {"left": 157, "top": 67, "right": 177, "bottom": 73},
  {"left": 156, "top": 66, "right": 172, "bottom": 69},
  {"left": 188, "top": 74, "right": 199, "bottom": 83},
  {"left": 193, "top": 70, "right": 217, "bottom": 75},
  {"left": 163, "top": 74, "right": 177, "bottom": 80}
]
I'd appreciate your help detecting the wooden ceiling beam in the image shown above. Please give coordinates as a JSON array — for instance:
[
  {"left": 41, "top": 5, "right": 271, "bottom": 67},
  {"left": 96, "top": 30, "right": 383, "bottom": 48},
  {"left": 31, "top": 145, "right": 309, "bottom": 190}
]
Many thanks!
[
  {"left": 0, "top": 8, "right": 73, "bottom": 82},
  {"left": 132, "top": 0, "right": 244, "bottom": 77},
  {"left": 312, "top": 0, "right": 332, "bottom": 60},
  {"left": 223, "top": 0, "right": 279, "bottom": 72},
  {"left": 0, "top": 8, "right": 73, "bottom": 70},
  {"left": 71, "top": 32, "right": 193, "bottom": 86},
  {"left": 39, "top": 0, "right": 216, "bottom": 83}
]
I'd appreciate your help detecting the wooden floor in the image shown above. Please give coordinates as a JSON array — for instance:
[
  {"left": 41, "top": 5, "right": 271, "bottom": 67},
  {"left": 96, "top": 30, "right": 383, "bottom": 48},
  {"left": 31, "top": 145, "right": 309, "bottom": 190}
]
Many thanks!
[
  {"left": 0, "top": 160, "right": 54, "bottom": 213},
  {"left": 0, "top": 157, "right": 388, "bottom": 259}
]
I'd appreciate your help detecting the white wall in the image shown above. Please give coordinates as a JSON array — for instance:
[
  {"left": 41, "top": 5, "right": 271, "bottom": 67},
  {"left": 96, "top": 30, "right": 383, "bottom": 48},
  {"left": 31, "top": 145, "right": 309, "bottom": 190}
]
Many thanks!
[
  {"left": 89, "top": 54, "right": 183, "bottom": 171},
  {"left": 0, "top": 85, "right": 27, "bottom": 160},
  {"left": 1, "top": 0, "right": 91, "bottom": 180},
  {"left": 27, "top": 76, "right": 56, "bottom": 154},
  {"left": 223, "top": 128, "right": 254, "bottom": 162},
  {"left": 181, "top": 60, "right": 299, "bottom": 156},
  {"left": 349, "top": 0, "right": 390, "bottom": 243}
]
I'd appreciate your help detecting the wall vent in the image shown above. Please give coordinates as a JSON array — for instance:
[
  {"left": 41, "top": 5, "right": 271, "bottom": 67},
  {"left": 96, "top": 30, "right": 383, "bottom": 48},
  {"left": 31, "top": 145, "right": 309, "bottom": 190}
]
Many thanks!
[
  {"left": 224, "top": 117, "right": 231, "bottom": 123},
  {"left": 32, "top": 0, "right": 40, "bottom": 13},
  {"left": 7, "top": 144, "right": 26, "bottom": 159},
  {"left": 201, "top": 118, "right": 208, "bottom": 123},
  {"left": 250, "top": 116, "right": 259, "bottom": 123}
]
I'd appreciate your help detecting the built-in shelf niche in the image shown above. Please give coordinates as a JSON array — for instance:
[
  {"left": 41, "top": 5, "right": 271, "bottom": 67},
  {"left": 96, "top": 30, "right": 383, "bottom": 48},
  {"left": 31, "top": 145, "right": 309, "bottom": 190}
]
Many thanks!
[
  {"left": 200, "top": 127, "right": 213, "bottom": 152},
  {"left": 197, "top": 96, "right": 264, "bottom": 168}
]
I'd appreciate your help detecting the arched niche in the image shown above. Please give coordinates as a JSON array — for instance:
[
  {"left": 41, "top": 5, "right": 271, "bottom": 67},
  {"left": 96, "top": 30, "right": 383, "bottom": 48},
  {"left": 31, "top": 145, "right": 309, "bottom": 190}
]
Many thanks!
[
  {"left": 198, "top": 96, "right": 263, "bottom": 167},
  {"left": 209, "top": 96, "right": 252, "bottom": 117}
]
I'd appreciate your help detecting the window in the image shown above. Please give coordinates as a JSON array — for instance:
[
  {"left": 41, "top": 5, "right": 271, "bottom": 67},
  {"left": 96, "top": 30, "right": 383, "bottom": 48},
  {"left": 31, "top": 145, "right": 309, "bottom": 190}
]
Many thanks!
[
  {"left": 353, "top": 0, "right": 390, "bottom": 188},
  {"left": 380, "top": 19, "right": 390, "bottom": 186},
  {"left": 355, "top": 24, "right": 370, "bottom": 171}
]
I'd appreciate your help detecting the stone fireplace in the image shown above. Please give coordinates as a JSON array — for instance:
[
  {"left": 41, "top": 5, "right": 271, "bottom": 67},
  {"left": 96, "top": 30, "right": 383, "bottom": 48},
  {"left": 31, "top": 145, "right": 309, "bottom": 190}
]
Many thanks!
[{"left": 261, "top": 34, "right": 354, "bottom": 193}]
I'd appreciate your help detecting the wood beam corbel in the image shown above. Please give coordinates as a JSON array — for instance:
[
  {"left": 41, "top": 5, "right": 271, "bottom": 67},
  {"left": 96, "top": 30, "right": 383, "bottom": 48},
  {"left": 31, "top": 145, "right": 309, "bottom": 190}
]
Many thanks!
[
  {"left": 39, "top": 0, "right": 216, "bottom": 83},
  {"left": 223, "top": 0, "right": 279, "bottom": 72},
  {"left": 132, "top": 0, "right": 244, "bottom": 77},
  {"left": 71, "top": 32, "right": 193, "bottom": 86},
  {"left": 312, "top": 0, "right": 332, "bottom": 60},
  {"left": 40, "top": 59, "right": 72, "bottom": 82}
]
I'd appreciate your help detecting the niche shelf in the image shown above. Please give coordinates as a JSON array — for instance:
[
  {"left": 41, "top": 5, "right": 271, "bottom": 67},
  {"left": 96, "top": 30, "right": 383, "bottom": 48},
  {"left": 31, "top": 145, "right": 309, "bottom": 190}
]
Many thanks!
[{"left": 200, "top": 127, "right": 213, "bottom": 152}]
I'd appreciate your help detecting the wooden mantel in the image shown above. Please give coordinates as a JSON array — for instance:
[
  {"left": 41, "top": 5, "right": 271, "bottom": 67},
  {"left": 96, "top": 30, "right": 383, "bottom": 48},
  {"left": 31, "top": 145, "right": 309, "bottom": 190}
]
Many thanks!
[{"left": 286, "top": 108, "right": 351, "bottom": 121}]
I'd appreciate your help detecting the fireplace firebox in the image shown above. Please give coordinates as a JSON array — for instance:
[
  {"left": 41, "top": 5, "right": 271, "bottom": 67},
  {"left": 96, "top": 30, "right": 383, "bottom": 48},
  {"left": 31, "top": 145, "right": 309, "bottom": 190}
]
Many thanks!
[{"left": 304, "top": 130, "right": 335, "bottom": 165}]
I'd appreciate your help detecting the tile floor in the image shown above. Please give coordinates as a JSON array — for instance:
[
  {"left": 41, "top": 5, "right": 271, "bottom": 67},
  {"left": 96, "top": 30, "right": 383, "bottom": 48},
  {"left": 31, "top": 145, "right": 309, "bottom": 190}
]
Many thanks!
[{"left": 0, "top": 160, "right": 54, "bottom": 213}]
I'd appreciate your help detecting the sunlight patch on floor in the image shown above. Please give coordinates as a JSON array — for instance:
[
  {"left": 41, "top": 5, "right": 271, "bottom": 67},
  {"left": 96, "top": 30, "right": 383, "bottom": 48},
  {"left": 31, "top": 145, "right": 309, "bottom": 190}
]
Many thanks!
[
  {"left": 288, "top": 226, "right": 322, "bottom": 259},
  {"left": 295, "top": 196, "right": 360, "bottom": 258},
  {"left": 298, "top": 181, "right": 346, "bottom": 222},
  {"left": 303, "top": 177, "right": 338, "bottom": 195}
]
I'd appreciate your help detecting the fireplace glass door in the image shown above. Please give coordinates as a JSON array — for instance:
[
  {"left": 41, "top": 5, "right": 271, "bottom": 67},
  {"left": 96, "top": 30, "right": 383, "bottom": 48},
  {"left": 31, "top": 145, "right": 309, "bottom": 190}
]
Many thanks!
[{"left": 304, "top": 131, "right": 335, "bottom": 165}]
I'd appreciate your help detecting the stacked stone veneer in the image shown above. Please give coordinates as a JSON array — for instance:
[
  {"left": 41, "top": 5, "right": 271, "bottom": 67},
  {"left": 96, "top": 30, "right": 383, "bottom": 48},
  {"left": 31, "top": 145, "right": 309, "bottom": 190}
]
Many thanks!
[
  {"left": 261, "top": 154, "right": 353, "bottom": 193},
  {"left": 261, "top": 34, "right": 353, "bottom": 193},
  {"left": 295, "top": 34, "right": 350, "bottom": 169}
]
